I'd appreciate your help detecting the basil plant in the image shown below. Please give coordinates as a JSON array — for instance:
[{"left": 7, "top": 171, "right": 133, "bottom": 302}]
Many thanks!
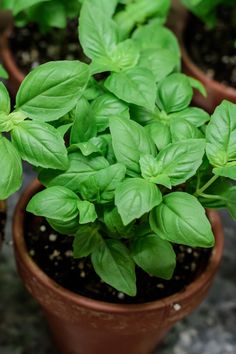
[
  {"left": 0, "top": 64, "right": 8, "bottom": 79},
  {"left": 1, "top": 0, "right": 235, "bottom": 296}
]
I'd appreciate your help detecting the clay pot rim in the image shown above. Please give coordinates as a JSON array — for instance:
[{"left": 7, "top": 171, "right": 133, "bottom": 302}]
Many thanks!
[
  {"left": 13, "top": 179, "right": 224, "bottom": 314},
  {"left": 179, "top": 12, "right": 236, "bottom": 98}
]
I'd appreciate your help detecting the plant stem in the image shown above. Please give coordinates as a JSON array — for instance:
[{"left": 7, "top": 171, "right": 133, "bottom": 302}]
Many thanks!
[
  {"left": 195, "top": 175, "right": 219, "bottom": 196},
  {"left": 198, "top": 192, "right": 223, "bottom": 200}
]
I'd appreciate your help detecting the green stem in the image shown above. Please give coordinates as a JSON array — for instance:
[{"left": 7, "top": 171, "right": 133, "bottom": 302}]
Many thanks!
[
  {"left": 195, "top": 175, "right": 219, "bottom": 196},
  {"left": 198, "top": 193, "right": 223, "bottom": 200}
]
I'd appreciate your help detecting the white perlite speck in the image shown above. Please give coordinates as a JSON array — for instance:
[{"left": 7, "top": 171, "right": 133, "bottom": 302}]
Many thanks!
[
  {"left": 173, "top": 303, "right": 182, "bottom": 311},
  {"left": 40, "top": 225, "right": 46, "bottom": 232},
  {"left": 49, "top": 234, "right": 57, "bottom": 242}
]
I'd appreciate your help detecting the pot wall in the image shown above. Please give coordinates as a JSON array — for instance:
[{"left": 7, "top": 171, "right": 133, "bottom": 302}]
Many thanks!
[{"left": 13, "top": 180, "right": 224, "bottom": 354}]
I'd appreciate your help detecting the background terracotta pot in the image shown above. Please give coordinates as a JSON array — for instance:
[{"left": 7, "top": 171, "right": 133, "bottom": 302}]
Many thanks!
[
  {"left": 169, "top": 2, "right": 236, "bottom": 113},
  {"left": 0, "top": 29, "right": 25, "bottom": 98},
  {"left": 0, "top": 200, "right": 6, "bottom": 250},
  {"left": 13, "top": 180, "right": 224, "bottom": 354}
]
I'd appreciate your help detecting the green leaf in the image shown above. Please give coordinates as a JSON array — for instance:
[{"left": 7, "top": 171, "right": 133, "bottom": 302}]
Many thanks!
[
  {"left": 79, "top": 163, "right": 126, "bottom": 203},
  {"left": 11, "top": 120, "right": 68, "bottom": 170},
  {"left": 38, "top": 153, "right": 109, "bottom": 192},
  {"left": 0, "top": 136, "right": 22, "bottom": 199},
  {"left": 188, "top": 77, "right": 207, "bottom": 97},
  {"left": 16, "top": 61, "right": 90, "bottom": 121},
  {"left": 0, "top": 65, "right": 8, "bottom": 79},
  {"left": 73, "top": 225, "right": 101, "bottom": 258},
  {"left": 104, "top": 207, "right": 134, "bottom": 238},
  {"left": 79, "top": 0, "right": 118, "bottom": 60},
  {"left": 71, "top": 137, "right": 107, "bottom": 157},
  {"left": 109, "top": 117, "right": 156, "bottom": 176},
  {"left": 150, "top": 192, "right": 214, "bottom": 247},
  {"left": 170, "top": 107, "right": 210, "bottom": 127},
  {"left": 47, "top": 217, "right": 80, "bottom": 235},
  {"left": 139, "top": 154, "right": 172, "bottom": 188},
  {"left": 70, "top": 98, "right": 96, "bottom": 144},
  {"left": 115, "top": 178, "right": 162, "bottom": 225},
  {"left": 77, "top": 200, "right": 97, "bottom": 224},
  {"left": 138, "top": 48, "right": 178, "bottom": 82},
  {"left": 213, "top": 165, "right": 236, "bottom": 179},
  {"left": 145, "top": 121, "right": 171, "bottom": 151},
  {"left": 0, "top": 83, "right": 10, "bottom": 114},
  {"left": 27, "top": 186, "right": 79, "bottom": 222},
  {"left": 155, "top": 139, "right": 205, "bottom": 186},
  {"left": 132, "top": 20, "right": 180, "bottom": 56},
  {"left": 156, "top": 73, "right": 193, "bottom": 113},
  {"left": 57, "top": 123, "right": 73, "bottom": 138},
  {"left": 170, "top": 120, "right": 204, "bottom": 142},
  {"left": 206, "top": 100, "right": 236, "bottom": 167},
  {"left": 91, "top": 93, "right": 129, "bottom": 133},
  {"left": 91, "top": 239, "right": 136, "bottom": 296},
  {"left": 131, "top": 234, "right": 176, "bottom": 279},
  {"left": 105, "top": 68, "right": 156, "bottom": 111}
]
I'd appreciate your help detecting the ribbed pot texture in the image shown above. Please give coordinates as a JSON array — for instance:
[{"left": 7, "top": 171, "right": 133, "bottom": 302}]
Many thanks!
[{"left": 13, "top": 180, "right": 224, "bottom": 354}]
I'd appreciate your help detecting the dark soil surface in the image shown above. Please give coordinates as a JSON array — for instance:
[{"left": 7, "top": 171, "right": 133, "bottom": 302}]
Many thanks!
[
  {"left": 184, "top": 7, "right": 236, "bottom": 87},
  {"left": 24, "top": 213, "right": 212, "bottom": 304},
  {"left": 9, "top": 21, "right": 88, "bottom": 73}
]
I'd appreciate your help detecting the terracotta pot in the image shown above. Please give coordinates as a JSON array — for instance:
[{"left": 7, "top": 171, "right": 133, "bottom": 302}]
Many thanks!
[
  {"left": 0, "top": 29, "right": 25, "bottom": 97},
  {"left": 13, "top": 180, "right": 224, "bottom": 354},
  {"left": 169, "top": 3, "right": 236, "bottom": 113},
  {"left": 0, "top": 200, "right": 6, "bottom": 250}
]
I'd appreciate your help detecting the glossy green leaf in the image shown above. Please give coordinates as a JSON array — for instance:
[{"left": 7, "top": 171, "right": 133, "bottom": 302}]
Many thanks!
[
  {"left": 0, "top": 136, "right": 22, "bottom": 199},
  {"left": 206, "top": 100, "right": 236, "bottom": 167},
  {"left": 104, "top": 207, "right": 134, "bottom": 238},
  {"left": 73, "top": 225, "right": 101, "bottom": 258},
  {"left": 16, "top": 61, "right": 90, "bottom": 121},
  {"left": 91, "top": 93, "right": 129, "bottom": 133},
  {"left": 131, "top": 234, "right": 176, "bottom": 279},
  {"left": 188, "top": 77, "right": 207, "bottom": 97},
  {"left": 11, "top": 120, "right": 69, "bottom": 170},
  {"left": 0, "top": 83, "right": 10, "bottom": 114},
  {"left": 213, "top": 165, "right": 236, "bottom": 179},
  {"left": 47, "top": 217, "right": 80, "bottom": 235},
  {"left": 170, "top": 120, "right": 204, "bottom": 142},
  {"left": 115, "top": 178, "right": 162, "bottom": 225},
  {"left": 70, "top": 98, "right": 96, "bottom": 144},
  {"left": 110, "top": 117, "right": 156, "bottom": 176},
  {"left": 150, "top": 192, "right": 214, "bottom": 247},
  {"left": 2, "top": 0, "right": 50, "bottom": 15},
  {"left": 77, "top": 200, "right": 97, "bottom": 224},
  {"left": 105, "top": 68, "right": 156, "bottom": 111},
  {"left": 156, "top": 73, "right": 193, "bottom": 113},
  {"left": 0, "top": 65, "right": 8, "bottom": 79},
  {"left": 170, "top": 107, "right": 210, "bottom": 127},
  {"left": 91, "top": 239, "right": 136, "bottom": 296},
  {"left": 145, "top": 121, "right": 171, "bottom": 151},
  {"left": 155, "top": 139, "right": 205, "bottom": 186}
]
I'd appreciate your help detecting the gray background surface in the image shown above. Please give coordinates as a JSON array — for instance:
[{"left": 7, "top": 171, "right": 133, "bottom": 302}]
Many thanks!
[{"left": 0, "top": 167, "right": 236, "bottom": 354}]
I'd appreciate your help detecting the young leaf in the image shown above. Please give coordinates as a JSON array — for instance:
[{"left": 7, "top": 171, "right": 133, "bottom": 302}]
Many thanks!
[
  {"left": 70, "top": 98, "right": 96, "bottom": 144},
  {"left": 0, "top": 136, "right": 22, "bottom": 199},
  {"left": 79, "top": 0, "right": 118, "bottom": 60},
  {"left": 131, "top": 234, "right": 176, "bottom": 279},
  {"left": 11, "top": 121, "right": 69, "bottom": 170},
  {"left": 156, "top": 73, "right": 193, "bottom": 113},
  {"left": 77, "top": 200, "right": 97, "bottom": 224},
  {"left": 150, "top": 192, "right": 214, "bottom": 247},
  {"left": 109, "top": 117, "right": 156, "bottom": 176},
  {"left": 188, "top": 77, "right": 207, "bottom": 97},
  {"left": 115, "top": 178, "right": 162, "bottom": 225},
  {"left": 91, "top": 93, "right": 129, "bottom": 133},
  {"left": 79, "top": 163, "right": 126, "bottom": 203},
  {"left": 91, "top": 239, "right": 136, "bottom": 296},
  {"left": 206, "top": 100, "right": 236, "bottom": 167},
  {"left": 104, "top": 207, "right": 134, "bottom": 238},
  {"left": 38, "top": 153, "right": 109, "bottom": 192},
  {"left": 155, "top": 139, "right": 205, "bottom": 186},
  {"left": 73, "top": 225, "right": 101, "bottom": 258},
  {"left": 0, "top": 83, "right": 10, "bottom": 114},
  {"left": 105, "top": 68, "right": 156, "bottom": 111},
  {"left": 27, "top": 186, "right": 79, "bottom": 222},
  {"left": 139, "top": 154, "right": 172, "bottom": 188},
  {"left": 16, "top": 61, "right": 90, "bottom": 121}
]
